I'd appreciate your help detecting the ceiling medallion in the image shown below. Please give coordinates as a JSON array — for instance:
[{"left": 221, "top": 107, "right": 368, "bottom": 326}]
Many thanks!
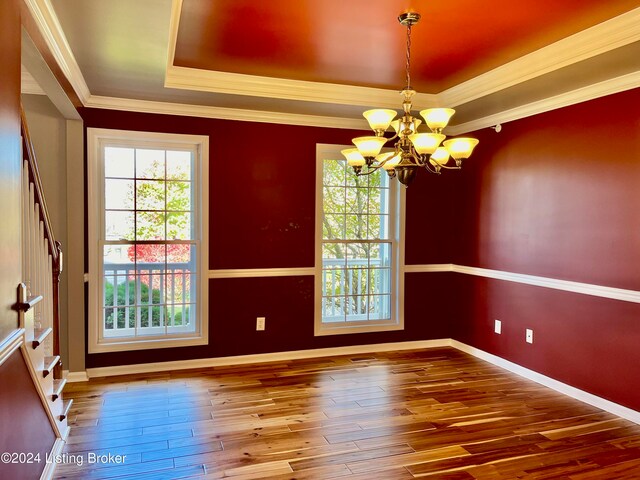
[{"left": 342, "top": 11, "right": 479, "bottom": 187}]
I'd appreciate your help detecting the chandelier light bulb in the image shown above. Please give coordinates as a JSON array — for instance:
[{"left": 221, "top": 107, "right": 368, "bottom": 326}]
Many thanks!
[
  {"left": 363, "top": 109, "right": 397, "bottom": 132},
  {"left": 408, "top": 133, "right": 445, "bottom": 155},
  {"left": 420, "top": 108, "right": 455, "bottom": 132},
  {"left": 430, "top": 147, "right": 451, "bottom": 166},
  {"left": 341, "top": 148, "right": 366, "bottom": 166},
  {"left": 380, "top": 153, "right": 402, "bottom": 170},
  {"left": 352, "top": 136, "right": 387, "bottom": 158},
  {"left": 443, "top": 138, "right": 480, "bottom": 159}
]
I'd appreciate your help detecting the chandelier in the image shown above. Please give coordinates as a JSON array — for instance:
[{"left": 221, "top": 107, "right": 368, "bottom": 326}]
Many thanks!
[{"left": 342, "top": 12, "right": 479, "bottom": 187}]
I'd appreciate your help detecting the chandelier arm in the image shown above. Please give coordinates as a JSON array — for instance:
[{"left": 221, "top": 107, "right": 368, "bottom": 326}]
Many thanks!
[
  {"left": 423, "top": 162, "right": 442, "bottom": 175},
  {"left": 436, "top": 164, "right": 462, "bottom": 170},
  {"left": 354, "top": 164, "right": 385, "bottom": 176}
]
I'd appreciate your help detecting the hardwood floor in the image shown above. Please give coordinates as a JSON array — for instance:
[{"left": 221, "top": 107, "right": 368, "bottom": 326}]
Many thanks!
[{"left": 55, "top": 348, "right": 640, "bottom": 479}]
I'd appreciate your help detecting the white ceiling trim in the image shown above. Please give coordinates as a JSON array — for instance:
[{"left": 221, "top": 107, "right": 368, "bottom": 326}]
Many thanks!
[
  {"left": 448, "top": 70, "right": 640, "bottom": 135},
  {"left": 23, "top": 0, "right": 91, "bottom": 104},
  {"left": 439, "top": 7, "right": 640, "bottom": 107},
  {"left": 165, "top": 65, "right": 439, "bottom": 110},
  {"left": 85, "top": 95, "right": 368, "bottom": 130},
  {"left": 24, "top": 0, "right": 640, "bottom": 134},
  {"left": 163, "top": 0, "right": 437, "bottom": 110}
]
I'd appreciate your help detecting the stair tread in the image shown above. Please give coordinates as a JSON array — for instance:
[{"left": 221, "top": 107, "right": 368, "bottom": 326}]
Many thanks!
[
  {"left": 32, "top": 327, "right": 53, "bottom": 349},
  {"left": 43, "top": 355, "right": 60, "bottom": 378},
  {"left": 60, "top": 398, "right": 73, "bottom": 421},
  {"left": 52, "top": 378, "right": 67, "bottom": 401}
]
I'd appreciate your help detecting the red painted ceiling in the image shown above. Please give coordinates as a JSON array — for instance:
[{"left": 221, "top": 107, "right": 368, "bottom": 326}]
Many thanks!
[{"left": 173, "top": 0, "right": 638, "bottom": 92}]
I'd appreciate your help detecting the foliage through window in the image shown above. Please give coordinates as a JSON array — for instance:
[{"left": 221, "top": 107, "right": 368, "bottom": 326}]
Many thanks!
[
  {"left": 316, "top": 145, "right": 403, "bottom": 335},
  {"left": 88, "top": 129, "right": 208, "bottom": 352}
]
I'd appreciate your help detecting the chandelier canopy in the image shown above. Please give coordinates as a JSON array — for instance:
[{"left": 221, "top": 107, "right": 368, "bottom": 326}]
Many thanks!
[{"left": 343, "top": 12, "right": 479, "bottom": 187}]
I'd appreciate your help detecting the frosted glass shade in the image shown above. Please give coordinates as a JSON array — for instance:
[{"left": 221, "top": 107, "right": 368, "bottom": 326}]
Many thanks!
[
  {"left": 430, "top": 147, "right": 451, "bottom": 166},
  {"left": 363, "top": 109, "right": 397, "bottom": 131},
  {"left": 408, "top": 133, "right": 445, "bottom": 155},
  {"left": 443, "top": 138, "right": 479, "bottom": 159},
  {"left": 380, "top": 153, "right": 401, "bottom": 170},
  {"left": 391, "top": 118, "right": 421, "bottom": 135},
  {"left": 341, "top": 148, "right": 366, "bottom": 167},
  {"left": 420, "top": 108, "right": 455, "bottom": 131},
  {"left": 352, "top": 136, "right": 387, "bottom": 158}
]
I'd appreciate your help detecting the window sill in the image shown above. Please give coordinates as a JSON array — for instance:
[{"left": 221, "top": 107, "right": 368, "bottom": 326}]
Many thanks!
[
  {"left": 88, "top": 333, "right": 208, "bottom": 353},
  {"left": 314, "top": 322, "right": 404, "bottom": 337}
]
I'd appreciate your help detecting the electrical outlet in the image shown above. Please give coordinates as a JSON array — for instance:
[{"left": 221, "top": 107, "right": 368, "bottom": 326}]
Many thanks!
[
  {"left": 256, "top": 317, "right": 266, "bottom": 331},
  {"left": 526, "top": 328, "right": 533, "bottom": 344},
  {"left": 494, "top": 319, "right": 502, "bottom": 334}
]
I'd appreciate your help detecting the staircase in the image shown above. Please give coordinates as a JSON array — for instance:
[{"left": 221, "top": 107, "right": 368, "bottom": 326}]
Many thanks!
[{"left": 18, "top": 106, "right": 71, "bottom": 441}]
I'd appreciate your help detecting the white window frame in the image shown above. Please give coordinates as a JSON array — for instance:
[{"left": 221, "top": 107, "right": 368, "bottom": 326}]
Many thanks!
[
  {"left": 87, "top": 128, "right": 209, "bottom": 353},
  {"left": 314, "top": 144, "right": 405, "bottom": 336}
]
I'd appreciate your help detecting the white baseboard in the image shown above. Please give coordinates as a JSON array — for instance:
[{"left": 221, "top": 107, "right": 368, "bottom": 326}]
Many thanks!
[
  {"left": 39, "top": 438, "right": 65, "bottom": 480},
  {"left": 84, "top": 339, "right": 450, "bottom": 378},
  {"left": 451, "top": 340, "right": 640, "bottom": 425},
  {"left": 63, "top": 370, "right": 89, "bottom": 383}
]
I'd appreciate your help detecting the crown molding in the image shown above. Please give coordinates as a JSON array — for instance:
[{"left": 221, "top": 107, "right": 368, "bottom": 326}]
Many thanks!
[
  {"left": 448, "top": 70, "right": 640, "bottom": 135},
  {"left": 439, "top": 7, "right": 640, "bottom": 107},
  {"left": 84, "top": 95, "right": 368, "bottom": 130},
  {"left": 164, "top": 65, "right": 439, "bottom": 111},
  {"left": 22, "top": 0, "right": 91, "bottom": 104}
]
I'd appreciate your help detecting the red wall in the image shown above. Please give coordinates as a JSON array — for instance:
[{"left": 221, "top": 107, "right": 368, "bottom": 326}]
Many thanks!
[
  {"left": 449, "top": 89, "right": 640, "bottom": 410},
  {"left": 0, "top": 353, "right": 57, "bottom": 479},
  {"left": 0, "top": 3, "right": 57, "bottom": 477},
  {"left": 81, "top": 109, "right": 456, "bottom": 368}
]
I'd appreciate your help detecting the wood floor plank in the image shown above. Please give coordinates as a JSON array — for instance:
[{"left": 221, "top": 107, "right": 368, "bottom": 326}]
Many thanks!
[{"left": 57, "top": 347, "right": 640, "bottom": 479}]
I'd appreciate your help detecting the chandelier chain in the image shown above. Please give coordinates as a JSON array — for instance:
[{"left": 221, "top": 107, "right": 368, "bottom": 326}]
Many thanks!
[{"left": 405, "top": 24, "right": 412, "bottom": 89}]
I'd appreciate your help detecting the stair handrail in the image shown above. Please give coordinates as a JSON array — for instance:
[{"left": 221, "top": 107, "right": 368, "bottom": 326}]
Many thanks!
[{"left": 20, "top": 105, "right": 63, "bottom": 378}]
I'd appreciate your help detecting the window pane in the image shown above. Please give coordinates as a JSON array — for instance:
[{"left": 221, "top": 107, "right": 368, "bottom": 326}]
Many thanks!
[
  {"left": 105, "top": 147, "right": 134, "bottom": 178},
  {"left": 323, "top": 187, "right": 345, "bottom": 214},
  {"left": 323, "top": 159, "right": 345, "bottom": 186},
  {"left": 368, "top": 214, "right": 390, "bottom": 239},
  {"left": 167, "top": 150, "right": 191, "bottom": 180},
  {"left": 166, "top": 273, "right": 195, "bottom": 305},
  {"left": 322, "top": 243, "right": 345, "bottom": 261},
  {"left": 345, "top": 214, "right": 366, "bottom": 240},
  {"left": 105, "top": 179, "right": 134, "bottom": 210},
  {"left": 345, "top": 188, "right": 370, "bottom": 214},
  {"left": 132, "top": 244, "right": 166, "bottom": 271},
  {"left": 167, "top": 212, "right": 191, "bottom": 240},
  {"left": 323, "top": 214, "right": 345, "bottom": 240},
  {"left": 167, "top": 244, "right": 196, "bottom": 270},
  {"left": 136, "top": 211, "right": 166, "bottom": 240},
  {"left": 136, "top": 180, "right": 165, "bottom": 211},
  {"left": 167, "top": 303, "right": 194, "bottom": 327},
  {"left": 368, "top": 268, "right": 391, "bottom": 295},
  {"left": 368, "top": 294, "right": 391, "bottom": 320},
  {"left": 322, "top": 268, "right": 345, "bottom": 298},
  {"left": 136, "top": 149, "right": 165, "bottom": 179},
  {"left": 322, "top": 297, "right": 345, "bottom": 323},
  {"left": 167, "top": 181, "right": 191, "bottom": 211},
  {"left": 345, "top": 267, "right": 368, "bottom": 297},
  {"left": 105, "top": 211, "right": 134, "bottom": 241}
]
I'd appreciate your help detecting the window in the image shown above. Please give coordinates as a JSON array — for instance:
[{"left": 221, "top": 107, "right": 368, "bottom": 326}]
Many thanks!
[
  {"left": 315, "top": 144, "right": 404, "bottom": 335},
  {"left": 88, "top": 129, "right": 208, "bottom": 352}
]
